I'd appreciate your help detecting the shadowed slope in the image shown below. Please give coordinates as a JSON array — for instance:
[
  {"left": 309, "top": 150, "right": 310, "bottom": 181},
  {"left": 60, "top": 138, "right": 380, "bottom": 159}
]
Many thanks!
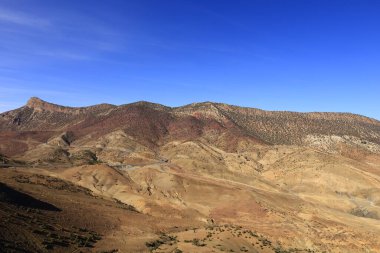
[{"left": 0, "top": 182, "right": 61, "bottom": 211}]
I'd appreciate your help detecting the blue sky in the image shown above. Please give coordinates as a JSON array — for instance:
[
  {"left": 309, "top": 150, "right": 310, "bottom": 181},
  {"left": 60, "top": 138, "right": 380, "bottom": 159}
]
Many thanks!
[{"left": 0, "top": 0, "right": 379, "bottom": 119}]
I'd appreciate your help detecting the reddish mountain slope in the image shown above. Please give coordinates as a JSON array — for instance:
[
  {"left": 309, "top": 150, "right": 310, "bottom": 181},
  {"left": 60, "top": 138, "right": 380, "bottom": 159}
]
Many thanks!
[{"left": 0, "top": 97, "right": 379, "bottom": 160}]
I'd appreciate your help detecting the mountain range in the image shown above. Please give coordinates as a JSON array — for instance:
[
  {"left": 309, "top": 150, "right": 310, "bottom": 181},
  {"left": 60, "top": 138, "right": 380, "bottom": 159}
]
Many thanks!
[{"left": 1, "top": 97, "right": 380, "bottom": 252}]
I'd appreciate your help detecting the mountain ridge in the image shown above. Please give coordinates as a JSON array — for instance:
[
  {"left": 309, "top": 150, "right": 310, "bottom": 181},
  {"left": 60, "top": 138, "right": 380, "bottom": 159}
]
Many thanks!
[
  {"left": 16, "top": 97, "right": 380, "bottom": 122},
  {"left": 1, "top": 97, "right": 379, "bottom": 159}
]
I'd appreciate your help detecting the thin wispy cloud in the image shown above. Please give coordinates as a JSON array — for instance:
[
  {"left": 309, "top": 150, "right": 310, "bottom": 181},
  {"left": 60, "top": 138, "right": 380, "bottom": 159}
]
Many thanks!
[
  {"left": 0, "top": 102, "right": 22, "bottom": 110},
  {"left": 0, "top": 86, "right": 71, "bottom": 96},
  {"left": 0, "top": 85, "right": 72, "bottom": 112},
  {"left": 0, "top": 67, "right": 18, "bottom": 73},
  {"left": 0, "top": 5, "right": 127, "bottom": 67},
  {"left": 35, "top": 50, "right": 93, "bottom": 61},
  {"left": 0, "top": 7, "right": 51, "bottom": 28}
]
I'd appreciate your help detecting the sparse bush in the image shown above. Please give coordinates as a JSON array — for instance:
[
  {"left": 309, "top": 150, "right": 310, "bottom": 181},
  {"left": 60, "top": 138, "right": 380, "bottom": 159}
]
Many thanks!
[
  {"left": 145, "top": 233, "right": 177, "bottom": 251},
  {"left": 191, "top": 238, "right": 206, "bottom": 247}
]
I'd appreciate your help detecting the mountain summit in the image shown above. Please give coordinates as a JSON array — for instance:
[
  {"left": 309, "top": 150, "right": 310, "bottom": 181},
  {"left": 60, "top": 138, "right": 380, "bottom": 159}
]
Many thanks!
[
  {"left": 26, "top": 96, "right": 49, "bottom": 107},
  {"left": 26, "top": 97, "right": 67, "bottom": 112}
]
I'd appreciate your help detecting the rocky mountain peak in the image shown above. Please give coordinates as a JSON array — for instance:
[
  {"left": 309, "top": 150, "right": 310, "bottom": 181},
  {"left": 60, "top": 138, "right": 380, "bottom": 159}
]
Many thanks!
[
  {"left": 26, "top": 97, "right": 46, "bottom": 107},
  {"left": 27, "top": 97, "right": 56, "bottom": 109},
  {"left": 26, "top": 97, "right": 73, "bottom": 113}
]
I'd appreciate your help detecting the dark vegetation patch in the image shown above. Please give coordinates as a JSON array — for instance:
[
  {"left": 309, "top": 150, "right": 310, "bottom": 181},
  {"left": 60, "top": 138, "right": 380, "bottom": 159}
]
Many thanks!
[
  {"left": 184, "top": 238, "right": 206, "bottom": 247},
  {"left": 0, "top": 153, "right": 8, "bottom": 164},
  {"left": 350, "top": 207, "right": 379, "bottom": 220},
  {"left": 113, "top": 198, "right": 139, "bottom": 212},
  {"left": 145, "top": 233, "right": 178, "bottom": 251},
  {"left": 70, "top": 149, "right": 99, "bottom": 165},
  {"left": 147, "top": 224, "right": 318, "bottom": 253}
]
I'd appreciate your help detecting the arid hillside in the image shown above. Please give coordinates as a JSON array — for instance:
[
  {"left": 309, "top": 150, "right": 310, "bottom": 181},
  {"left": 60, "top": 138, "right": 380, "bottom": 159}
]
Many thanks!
[
  {"left": 1, "top": 97, "right": 379, "bottom": 159},
  {"left": 1, "top": 98, "right": 380, "bottom": 253}
]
